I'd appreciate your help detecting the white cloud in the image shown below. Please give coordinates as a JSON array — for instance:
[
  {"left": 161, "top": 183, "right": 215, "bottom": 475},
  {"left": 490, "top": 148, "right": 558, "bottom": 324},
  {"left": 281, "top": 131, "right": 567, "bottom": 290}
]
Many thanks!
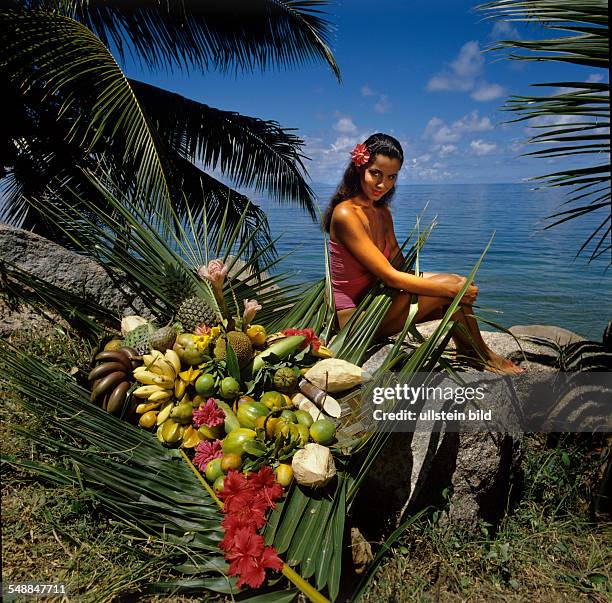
[
  {"left": 333, "top": 117, "right": 357, "bottom": 134},
  {"left": 330, "top": 135, "right": 359, "bottom": 151},
  {"left": 470, "top": 139, "right": 498, "bottom": 156},
  {"left": 374, "top": 94, "right": 391, "bottom": 113},
  {"left": 424, "top": 110, "right": 493, "bottom": 144},
  {"left": 471, "top": 82, "right": 505, "bottom": 101},
  {"left": 587, "top": 73, "right": 604, "bottom": 83},
  {"left": 427, "top": 41, "right": 503, "bottom": 102},
  {"left": 489, "top": 21, "right": 520, "bottom": 40},
  {"left": 361, "top": 85, "right": 391, "bottom": 114},
  {"left": 439, "top": 144, "right": 457, "bottom": 157}
]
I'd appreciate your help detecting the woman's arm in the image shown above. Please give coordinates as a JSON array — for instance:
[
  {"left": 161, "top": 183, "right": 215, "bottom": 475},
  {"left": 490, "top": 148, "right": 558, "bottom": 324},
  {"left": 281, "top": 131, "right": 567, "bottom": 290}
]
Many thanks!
[{"left": 333, "top": 206, "right": 477, "bottom": 301}]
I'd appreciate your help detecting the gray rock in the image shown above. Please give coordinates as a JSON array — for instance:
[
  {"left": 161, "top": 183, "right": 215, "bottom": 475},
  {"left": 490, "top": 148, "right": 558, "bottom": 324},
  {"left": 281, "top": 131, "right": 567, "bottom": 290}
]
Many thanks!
[
  {"left": 509, "top": 324, "right": 585, "bottom": 347},
  {"left": 0, "top": 225, "right": 151, "bottom": 334}
]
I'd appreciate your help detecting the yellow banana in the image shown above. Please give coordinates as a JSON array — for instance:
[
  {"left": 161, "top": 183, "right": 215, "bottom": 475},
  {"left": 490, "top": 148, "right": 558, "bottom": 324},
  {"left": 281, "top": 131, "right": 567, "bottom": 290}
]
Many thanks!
[
  {"left": 133, "top": 368, "right": 174, "bottom": 388},
  {"left": 148, "top": 389, "right": 173, "bottom": 402},
  {"left": 135, "top": 400, "right": 164, "bottom": 414},
  {"left": 164, "top": 348, "right": 181, "bottom": 374},
  {"left": 142, "top": 354, "right": 155, "bottom": 366},
  {"left": 157, "top": 401, "right": 174, "bottom": 425},
  {"left": 133, "top": 384, "right": 166, "bottom": 398}
]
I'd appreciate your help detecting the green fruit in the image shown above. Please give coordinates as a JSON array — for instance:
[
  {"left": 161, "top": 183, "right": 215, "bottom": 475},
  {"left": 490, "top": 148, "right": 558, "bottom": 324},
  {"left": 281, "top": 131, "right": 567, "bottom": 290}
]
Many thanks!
[
  {"left": 195, "top": 373, "right": 216, "bottom": 396},
  {"left": 182, "top": 347, "right": 209, "bottom": 366},
  {"left": 197, "top": 424, "right": 223, "bottom": 440},
  {"left": 296, "top": 424, "right": 310, "bottom": 446},
  {"left": 309, "top": 419, "right": 336, "bottom": 445},
  {"left": 222, "top": 428, "right": 257, "bottom": 456},
  {"left": 280, "top": 410, "right": 297, "bottom": 423},
  {"left": 170, "top": 403, "right": 194, "bottom": 424},
  {"left": 214, "top": 331, "right": 254, "bottom": 368},
  {"left": 220, "top": 377, "right": 241, "bottom": 400},
  {"left": 273, "top": 367, "right": 298, "bottom": 393},
  {"left": 205, "top": 458, "right": 224, "bottom": 483},
  {"left": 236, "top": 401, "right": 269, "bottom": 429},
  {"left": 294, "top": 409, "right": 314, "bottom": 427},
  {"left": 213, "top": 475, "right": 225, "bottom": 492},
  {"left": 260, "top": 391, "right": 284, "bottom": 410},
  {"left": 275, "top": 464, "right": 294, "bottom": 487}
]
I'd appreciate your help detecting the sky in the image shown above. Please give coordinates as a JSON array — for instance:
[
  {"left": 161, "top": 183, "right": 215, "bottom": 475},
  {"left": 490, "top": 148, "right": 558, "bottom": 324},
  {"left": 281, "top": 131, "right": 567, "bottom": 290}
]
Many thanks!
[{"left": 125, "top": 0, "right": 608, "bottom": 186}]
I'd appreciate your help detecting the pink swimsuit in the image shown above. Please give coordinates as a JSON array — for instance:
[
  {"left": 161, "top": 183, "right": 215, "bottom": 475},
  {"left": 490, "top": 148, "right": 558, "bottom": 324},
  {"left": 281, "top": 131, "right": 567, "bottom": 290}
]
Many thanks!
[{"left": 329, "top": 239, "right": 391, "bottom": 310}]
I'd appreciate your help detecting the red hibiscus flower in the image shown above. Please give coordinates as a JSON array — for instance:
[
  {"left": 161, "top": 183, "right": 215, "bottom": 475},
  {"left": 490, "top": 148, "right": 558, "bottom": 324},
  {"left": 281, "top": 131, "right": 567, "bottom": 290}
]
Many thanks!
[
  {"left": 351, "top": 143, "right": 370, "bottom": 167},
  {"left": 281, "top": 328, "right": 321, "bottom": 352},
  {"left": 192, "top": 398, "right": 225, "bottom": 428},
  {"left": 219, "top": 470, "right": 254, "bottom": 502},
  {"left": 193, "top": 439, "right": 223, "bottom": 472},
  {"left": 248, "top": 466, "right": 284, "bottom": 509}
]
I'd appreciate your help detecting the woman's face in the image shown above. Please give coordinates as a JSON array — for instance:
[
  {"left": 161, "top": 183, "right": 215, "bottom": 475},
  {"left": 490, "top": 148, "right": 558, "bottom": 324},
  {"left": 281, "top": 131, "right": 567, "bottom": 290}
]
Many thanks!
[{"left": 360, "top": 154, "right": 401, "bottom": 202}]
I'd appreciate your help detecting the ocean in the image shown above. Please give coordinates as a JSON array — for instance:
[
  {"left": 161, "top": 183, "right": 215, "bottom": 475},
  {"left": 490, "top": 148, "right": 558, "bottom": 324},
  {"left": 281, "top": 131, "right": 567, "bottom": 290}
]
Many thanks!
[{"left": 256, "top": 183, "right": 611, "bottom": 340}]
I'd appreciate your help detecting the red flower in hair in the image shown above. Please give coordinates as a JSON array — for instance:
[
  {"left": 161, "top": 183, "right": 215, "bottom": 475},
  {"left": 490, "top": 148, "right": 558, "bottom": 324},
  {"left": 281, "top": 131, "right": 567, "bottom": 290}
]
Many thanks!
[{"left": 351, "top": 143, "right": 370, "bottom": 166}]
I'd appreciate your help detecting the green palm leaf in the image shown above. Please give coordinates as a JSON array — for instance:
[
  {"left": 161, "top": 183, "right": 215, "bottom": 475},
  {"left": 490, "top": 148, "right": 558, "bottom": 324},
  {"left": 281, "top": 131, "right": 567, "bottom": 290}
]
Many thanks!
[
  {"left": 131, "top": 79, "right": 317, "bottom": 216},
  {"left": 478, "top": 0, "right": 610, "bottom": 262}
]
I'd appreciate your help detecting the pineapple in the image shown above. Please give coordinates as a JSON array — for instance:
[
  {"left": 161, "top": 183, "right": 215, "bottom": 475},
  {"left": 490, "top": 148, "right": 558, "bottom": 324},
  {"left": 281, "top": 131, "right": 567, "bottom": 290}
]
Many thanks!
[{"left": 176, "top": 296, "right": 220, "bottom": 332}]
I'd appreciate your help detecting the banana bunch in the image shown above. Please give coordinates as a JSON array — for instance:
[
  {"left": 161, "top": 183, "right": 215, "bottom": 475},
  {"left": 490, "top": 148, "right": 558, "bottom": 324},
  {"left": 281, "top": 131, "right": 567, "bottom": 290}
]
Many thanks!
[
  {"left": 132, "top": 348, "right": 181, "bottom": 405},
  {"left": 89, "top": 347, "right": 141, "bottom": 415}
]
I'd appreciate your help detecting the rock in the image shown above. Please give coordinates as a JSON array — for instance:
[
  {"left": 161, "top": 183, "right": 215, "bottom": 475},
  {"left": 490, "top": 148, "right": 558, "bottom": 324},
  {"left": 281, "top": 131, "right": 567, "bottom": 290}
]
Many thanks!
[
  {"left": 0, "top": 225, "right": 151, "bottom": 334},
  {"left": 509, "top": 324, "right": 585, "bottom": 347}
]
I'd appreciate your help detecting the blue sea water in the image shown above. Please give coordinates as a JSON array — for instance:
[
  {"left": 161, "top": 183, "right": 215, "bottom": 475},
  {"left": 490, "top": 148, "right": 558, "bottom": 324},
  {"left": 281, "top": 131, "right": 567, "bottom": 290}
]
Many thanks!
[{"left": 256, "top": 183, "right": 611, "bottom": 340}]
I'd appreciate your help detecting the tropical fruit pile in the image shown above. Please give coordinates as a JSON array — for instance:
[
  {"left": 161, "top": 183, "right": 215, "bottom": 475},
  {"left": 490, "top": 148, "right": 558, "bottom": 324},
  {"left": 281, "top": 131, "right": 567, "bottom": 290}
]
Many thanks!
[{"left": 89, "top": 298, "right": 367, "bottom": 492}]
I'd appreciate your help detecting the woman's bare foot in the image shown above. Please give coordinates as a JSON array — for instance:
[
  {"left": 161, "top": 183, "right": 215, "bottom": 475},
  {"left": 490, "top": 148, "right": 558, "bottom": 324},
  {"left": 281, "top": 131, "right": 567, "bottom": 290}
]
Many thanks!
[{"left": 456, "top": 348, "right": 524, "bottom": 374}]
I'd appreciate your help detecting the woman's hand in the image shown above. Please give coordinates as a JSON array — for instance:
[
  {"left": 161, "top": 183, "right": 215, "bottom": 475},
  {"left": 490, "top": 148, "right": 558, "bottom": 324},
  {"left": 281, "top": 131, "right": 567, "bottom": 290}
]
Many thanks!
[{"left": 425, "top": 273, "right": 478, "bottom": 304}]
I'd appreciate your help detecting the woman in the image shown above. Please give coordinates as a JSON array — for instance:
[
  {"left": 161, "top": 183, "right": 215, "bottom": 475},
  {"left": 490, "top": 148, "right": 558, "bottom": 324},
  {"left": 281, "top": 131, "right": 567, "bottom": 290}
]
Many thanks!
[{"left": 323, "top": 133, "right": 522, "bottom": 374}]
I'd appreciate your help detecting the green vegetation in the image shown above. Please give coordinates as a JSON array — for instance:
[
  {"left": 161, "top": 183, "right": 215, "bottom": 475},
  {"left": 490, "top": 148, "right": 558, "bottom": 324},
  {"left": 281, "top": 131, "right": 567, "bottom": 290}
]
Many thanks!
[
  {"left": 479, "top": 0, "right": 610, "bottom": 262},
  {"left": 1, "top": 1, "right": 340, "bottom": 259},
  {"left": 3, "top": 329, "right": 610, "bottom": 601}
]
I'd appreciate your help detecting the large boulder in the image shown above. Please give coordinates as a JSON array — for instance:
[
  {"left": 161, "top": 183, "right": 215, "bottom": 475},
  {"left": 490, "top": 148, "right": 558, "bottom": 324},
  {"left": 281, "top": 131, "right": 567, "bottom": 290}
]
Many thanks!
[
  {"left": 0, "top": 225, "right": 150, "bottom": 335},
  {"left": 354, "top": 320, "right": 585, "bottom": 535}
]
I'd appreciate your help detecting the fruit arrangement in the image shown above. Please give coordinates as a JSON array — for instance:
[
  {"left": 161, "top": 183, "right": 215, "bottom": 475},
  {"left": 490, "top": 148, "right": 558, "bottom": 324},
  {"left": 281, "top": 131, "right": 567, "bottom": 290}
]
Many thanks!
[{"left": 86, "top": 260, "right": 369, "bottom": 590}]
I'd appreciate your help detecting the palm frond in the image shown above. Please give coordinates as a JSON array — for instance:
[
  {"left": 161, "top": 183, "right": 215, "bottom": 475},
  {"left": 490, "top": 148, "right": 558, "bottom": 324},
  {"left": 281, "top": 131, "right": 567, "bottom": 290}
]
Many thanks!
[
  {"left": 0, "top": 341, "right": 234, "bottom": 595},
  {"left": 131, "top": 79, "right": 317, "bottom": 216},
  {"left": 478, "top": 0, "right": 610, "bottom": 263},
  {"left": 61, "top": 0, "right": 341, "bottom": 80}
]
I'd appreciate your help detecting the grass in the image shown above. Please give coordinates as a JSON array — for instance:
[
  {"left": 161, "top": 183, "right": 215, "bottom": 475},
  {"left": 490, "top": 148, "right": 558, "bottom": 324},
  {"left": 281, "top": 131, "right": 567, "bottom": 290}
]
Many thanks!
[{"left": 2, "top": 327, "right": 611, "bottom": 602}]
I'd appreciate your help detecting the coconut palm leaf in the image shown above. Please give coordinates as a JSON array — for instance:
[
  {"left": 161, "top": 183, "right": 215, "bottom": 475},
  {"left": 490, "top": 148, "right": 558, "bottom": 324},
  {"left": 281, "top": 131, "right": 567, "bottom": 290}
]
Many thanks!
[
  {"left": 1, "top": 1, "right": 339, "bottom": 253},
  {"left": 0, "top": 341, "right": 234, "bottom": 596},
  {"left": 61, "top": 0, "right": 341, "bottom": 79},
  {"left": 478, "top": 0, "right": 610, "bottom": 263},
  {"left": 130, "top": 79, "right": 316, "bottom": 215}
]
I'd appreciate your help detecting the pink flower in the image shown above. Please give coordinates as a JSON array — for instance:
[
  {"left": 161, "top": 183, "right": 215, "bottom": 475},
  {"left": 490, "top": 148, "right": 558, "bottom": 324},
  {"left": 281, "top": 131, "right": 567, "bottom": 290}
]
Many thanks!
[
  {"left": 194, "top": 324, "right": 211, "bottom": 336},
  {"left": 198, "top": 259, "right": 228, "bottom": 288},
  {"left": 193, "top": 439, "right": 223, "bottom": 472},
  {"left": 242, "top": 299, "right": 262, "bottom": 327},
  {"left": 192, "top": 398, "right": 225, "bottom": 429},
  {"left": 351, "top": 143, "right": 370, "bottom": 167}
]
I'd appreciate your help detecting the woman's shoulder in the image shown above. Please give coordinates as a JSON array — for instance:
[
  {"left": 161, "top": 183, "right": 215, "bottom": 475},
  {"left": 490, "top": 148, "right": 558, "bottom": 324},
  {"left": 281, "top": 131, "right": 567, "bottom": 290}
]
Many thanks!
[{"left": 332, "top": 199, "right": 359, "bottom": 222}]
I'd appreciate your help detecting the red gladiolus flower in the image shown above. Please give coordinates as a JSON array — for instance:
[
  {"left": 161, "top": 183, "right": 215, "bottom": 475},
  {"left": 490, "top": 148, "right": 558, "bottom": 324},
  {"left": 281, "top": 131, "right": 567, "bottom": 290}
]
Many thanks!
[
  {"left": 281, "top": 327, "right": 321, "bottom": 352},
  {"left": 193, "top": 439, "right": 223, "bottom": 472},
  {"left": 351, "top": 143, "right": 370, "bottom": 166},
  {"left": 192, "top": 398, "right": 225, "bottom": 429}
]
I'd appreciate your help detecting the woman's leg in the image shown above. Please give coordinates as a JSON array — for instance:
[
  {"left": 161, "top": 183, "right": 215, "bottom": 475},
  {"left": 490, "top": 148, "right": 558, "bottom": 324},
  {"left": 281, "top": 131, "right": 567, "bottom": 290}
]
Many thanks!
[{"left": 374, "top": 292, "right": 523, "bottom": 373}]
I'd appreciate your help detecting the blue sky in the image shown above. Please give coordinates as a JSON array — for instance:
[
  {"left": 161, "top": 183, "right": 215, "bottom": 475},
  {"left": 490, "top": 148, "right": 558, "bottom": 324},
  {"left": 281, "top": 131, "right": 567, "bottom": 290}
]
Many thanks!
[{"left": 126, "top": 0, "right": 607, "bottom": 186}]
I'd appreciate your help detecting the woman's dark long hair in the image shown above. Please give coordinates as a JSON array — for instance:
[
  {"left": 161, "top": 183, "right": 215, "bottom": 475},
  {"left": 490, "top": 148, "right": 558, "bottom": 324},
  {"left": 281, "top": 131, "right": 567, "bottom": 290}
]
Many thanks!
[{"left": 322, "top": 133, "right": 404, "bottom": 233}]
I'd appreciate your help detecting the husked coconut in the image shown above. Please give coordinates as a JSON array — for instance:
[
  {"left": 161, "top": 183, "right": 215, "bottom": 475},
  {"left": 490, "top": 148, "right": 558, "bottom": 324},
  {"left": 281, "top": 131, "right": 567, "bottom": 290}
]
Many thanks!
[
  {"left": 291, "top": 443, "right": 336, "bottom": 488},
  {"left": 304, "top": 359, "right": 370, "bottom": 393}
]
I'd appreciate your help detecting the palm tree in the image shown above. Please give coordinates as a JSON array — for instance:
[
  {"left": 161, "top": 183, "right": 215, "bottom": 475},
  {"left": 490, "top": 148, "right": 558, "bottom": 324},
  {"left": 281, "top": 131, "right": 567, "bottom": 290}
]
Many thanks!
[
  {"left": 478, "top": 0, "right": 610, "bottom": 263},
  {"left": 0, "top": 0, "right": 340, "bottom": 260}
]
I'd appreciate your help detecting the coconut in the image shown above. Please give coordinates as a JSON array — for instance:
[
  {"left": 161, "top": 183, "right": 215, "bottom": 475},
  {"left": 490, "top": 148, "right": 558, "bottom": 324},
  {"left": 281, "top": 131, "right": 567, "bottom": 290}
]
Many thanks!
[
  {"left": 304, "top": 358, "right": 370, "bottom": 393},
  {"left": 291, "top": 443, "right": 336, "bottom": 488}
]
